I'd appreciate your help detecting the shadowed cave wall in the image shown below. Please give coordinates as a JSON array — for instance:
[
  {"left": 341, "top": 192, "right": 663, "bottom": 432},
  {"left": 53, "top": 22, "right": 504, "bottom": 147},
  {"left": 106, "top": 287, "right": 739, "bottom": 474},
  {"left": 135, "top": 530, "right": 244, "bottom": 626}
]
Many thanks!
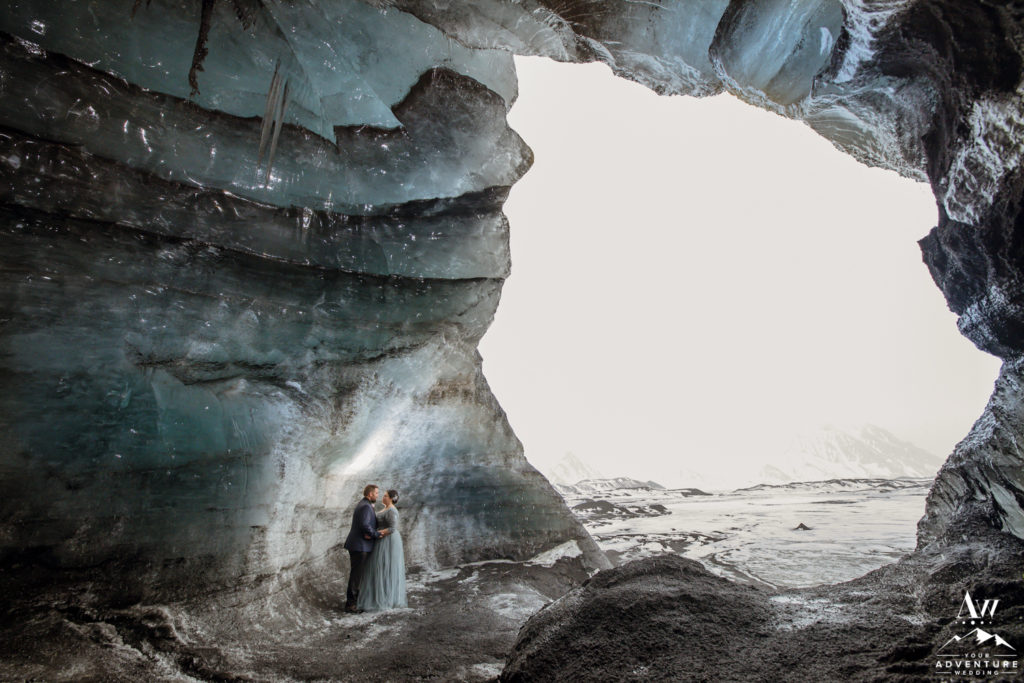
[{"left": 1, "top": 0, "right": 1024, "bottom": 610}]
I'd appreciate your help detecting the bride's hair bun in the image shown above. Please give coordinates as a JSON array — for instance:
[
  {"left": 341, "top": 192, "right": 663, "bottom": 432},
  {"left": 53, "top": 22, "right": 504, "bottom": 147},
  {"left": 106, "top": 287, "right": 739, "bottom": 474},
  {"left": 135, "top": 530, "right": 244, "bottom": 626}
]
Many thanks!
[{"left": 387, "top": 489, "right": 399, "bottom": 505}]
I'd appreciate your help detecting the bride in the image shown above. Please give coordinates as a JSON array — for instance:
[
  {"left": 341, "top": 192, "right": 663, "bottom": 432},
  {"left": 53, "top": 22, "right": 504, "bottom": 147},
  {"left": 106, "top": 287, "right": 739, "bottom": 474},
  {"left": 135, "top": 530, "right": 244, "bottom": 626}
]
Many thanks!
[{"left": 357, "top": 488, "right": 407, "bottom": 611}]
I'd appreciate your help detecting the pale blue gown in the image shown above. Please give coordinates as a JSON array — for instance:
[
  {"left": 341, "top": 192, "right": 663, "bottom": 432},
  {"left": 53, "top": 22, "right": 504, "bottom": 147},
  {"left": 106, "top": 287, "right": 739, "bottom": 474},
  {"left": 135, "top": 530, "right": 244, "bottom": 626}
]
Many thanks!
[{"left": 357, "top": 506, "right": 407, "bottom": 611}]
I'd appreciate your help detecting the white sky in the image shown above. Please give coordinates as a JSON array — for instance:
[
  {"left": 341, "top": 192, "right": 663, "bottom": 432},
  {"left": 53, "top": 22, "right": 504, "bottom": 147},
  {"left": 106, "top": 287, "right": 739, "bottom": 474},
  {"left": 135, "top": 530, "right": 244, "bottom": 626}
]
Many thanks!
[{"left": 479, "top": 56, "right": 1002, "bottom": 487}]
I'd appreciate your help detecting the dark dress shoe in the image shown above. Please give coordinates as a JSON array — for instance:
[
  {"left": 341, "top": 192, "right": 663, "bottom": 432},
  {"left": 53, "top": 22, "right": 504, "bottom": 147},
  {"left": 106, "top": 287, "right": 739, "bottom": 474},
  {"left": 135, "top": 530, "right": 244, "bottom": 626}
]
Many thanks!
[{"left": 345, "top": 605, "right": 364, "bottom": 614}]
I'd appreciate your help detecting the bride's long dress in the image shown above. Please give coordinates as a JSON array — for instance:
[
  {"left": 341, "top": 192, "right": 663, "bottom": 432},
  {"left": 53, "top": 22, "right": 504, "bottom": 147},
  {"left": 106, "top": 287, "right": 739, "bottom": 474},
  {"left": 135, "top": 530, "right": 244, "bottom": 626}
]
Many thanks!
[{"left": 357, "top": 506, "right": 407, "bottom": 611}]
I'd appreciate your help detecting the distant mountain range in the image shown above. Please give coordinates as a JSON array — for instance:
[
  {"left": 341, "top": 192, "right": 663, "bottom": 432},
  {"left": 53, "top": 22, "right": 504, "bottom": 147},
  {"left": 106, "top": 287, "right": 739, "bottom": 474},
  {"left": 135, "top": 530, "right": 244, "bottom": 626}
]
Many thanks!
[
  {"left": 665, "top": 424, "right": 944, "bottom": 489},
  {"left": 541, "top": 424, "right": 945, "bottom": 491},
  {"left": 544, "top": 452, "right": 604, "bottom": 485},
  {"left": 555, "top": 477, "right": 668, "bottom": 497},
  {"left": 734, "top": 478, "right": 931, "bottom": 494},
  {"left": 754, "top": 424, "right": 943, "bottom": 485}
]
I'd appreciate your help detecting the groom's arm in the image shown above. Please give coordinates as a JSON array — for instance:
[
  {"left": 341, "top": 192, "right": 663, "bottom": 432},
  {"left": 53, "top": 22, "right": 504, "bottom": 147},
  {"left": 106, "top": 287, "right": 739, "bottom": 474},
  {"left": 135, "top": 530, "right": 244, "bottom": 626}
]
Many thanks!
[{"left": 359, "top": 505, "right": 385, "bottom": 540}]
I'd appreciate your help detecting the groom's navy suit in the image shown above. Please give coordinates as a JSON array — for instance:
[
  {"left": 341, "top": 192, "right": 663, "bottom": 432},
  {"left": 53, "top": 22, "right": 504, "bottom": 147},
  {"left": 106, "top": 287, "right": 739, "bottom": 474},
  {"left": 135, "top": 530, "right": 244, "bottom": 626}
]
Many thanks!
[{"left": 344, "top": 497, "right": 380, "bottom": 608}]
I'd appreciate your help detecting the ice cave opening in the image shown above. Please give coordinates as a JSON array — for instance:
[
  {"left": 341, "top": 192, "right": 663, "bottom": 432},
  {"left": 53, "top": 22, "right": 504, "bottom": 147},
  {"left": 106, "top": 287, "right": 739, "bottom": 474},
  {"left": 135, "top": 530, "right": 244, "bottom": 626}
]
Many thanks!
[
  {"left": 5, "top": 1, "right": 1024, "bottom": 679},
  {"left": 482, "top": 56, "right": 1000, "bottom": 491},
  {"left": 475, "top": 55, "right": 1007, "bottom": 587}
]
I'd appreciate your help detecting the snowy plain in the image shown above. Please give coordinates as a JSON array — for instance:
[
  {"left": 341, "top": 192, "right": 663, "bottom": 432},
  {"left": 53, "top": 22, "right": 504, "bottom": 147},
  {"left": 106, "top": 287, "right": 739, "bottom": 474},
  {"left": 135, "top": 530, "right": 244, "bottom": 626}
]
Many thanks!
[{"left": 561, "top": 478, "right": 932, "bottom": 588}]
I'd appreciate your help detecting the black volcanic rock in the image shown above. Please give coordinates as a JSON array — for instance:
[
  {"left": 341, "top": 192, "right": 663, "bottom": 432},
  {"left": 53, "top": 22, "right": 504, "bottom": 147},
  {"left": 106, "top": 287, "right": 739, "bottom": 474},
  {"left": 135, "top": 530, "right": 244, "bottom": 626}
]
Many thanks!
[
  {"left": 501, "top": 555, "right": 774, "bottom": 682},
  {"left": 570, "top": 498, "right": 671, "bottom": 521},
  {"left": 572, "top": 499, "right": 618, "bottom": 514},
  {"left": 502, "top": 538, "right": 1024, "bottom": 682},
  {"left": 919, "top": 360, "right": 1024, "bottom": 546}
]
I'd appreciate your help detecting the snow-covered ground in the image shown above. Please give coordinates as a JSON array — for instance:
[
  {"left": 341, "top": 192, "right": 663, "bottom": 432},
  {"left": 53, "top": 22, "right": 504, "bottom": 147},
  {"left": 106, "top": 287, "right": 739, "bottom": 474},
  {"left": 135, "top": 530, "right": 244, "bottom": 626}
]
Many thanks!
[{"left": 561, "top": 478, "right": 932, "bottom": 588}]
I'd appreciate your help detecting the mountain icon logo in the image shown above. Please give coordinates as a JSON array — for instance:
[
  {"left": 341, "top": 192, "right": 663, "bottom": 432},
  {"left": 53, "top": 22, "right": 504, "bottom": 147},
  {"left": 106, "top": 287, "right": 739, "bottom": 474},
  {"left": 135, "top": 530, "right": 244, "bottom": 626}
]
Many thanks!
[{"left": 940, "top": 628, "right": 1016, "bottom": 652}]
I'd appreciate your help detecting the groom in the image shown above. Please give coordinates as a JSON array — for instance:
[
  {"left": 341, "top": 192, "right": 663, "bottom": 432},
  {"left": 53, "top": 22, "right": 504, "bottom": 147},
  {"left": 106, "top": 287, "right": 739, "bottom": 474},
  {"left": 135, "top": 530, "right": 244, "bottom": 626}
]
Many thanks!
[{"left": 343, "top": 484, "right": 391, "bottom": 613}]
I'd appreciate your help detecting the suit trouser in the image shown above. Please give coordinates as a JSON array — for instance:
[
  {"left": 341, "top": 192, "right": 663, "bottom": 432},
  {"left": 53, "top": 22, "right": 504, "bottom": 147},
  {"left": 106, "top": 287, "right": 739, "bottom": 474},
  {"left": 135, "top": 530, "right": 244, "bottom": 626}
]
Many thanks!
[{"left": 347, "top": 549, "right": 370, "bottom": 606}]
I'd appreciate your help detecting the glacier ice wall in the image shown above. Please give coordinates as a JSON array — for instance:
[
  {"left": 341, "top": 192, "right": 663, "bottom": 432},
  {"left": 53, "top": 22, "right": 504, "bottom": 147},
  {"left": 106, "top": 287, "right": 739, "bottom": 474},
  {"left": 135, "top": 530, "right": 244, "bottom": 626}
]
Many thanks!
[
  {"left": 0, "top": 0, "right": 605, "bottom": 601},
  {"left": 3, "top": 0, "right": 1024, "bottom": 606}
]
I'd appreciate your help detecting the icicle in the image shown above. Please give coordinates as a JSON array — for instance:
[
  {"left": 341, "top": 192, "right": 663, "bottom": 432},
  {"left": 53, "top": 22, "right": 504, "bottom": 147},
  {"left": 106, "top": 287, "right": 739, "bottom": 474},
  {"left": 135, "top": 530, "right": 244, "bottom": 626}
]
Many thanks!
[
  {"left": 257, "top": 61, "right": 282, "bottom": 173},
  {"left": 265, "top": 80, "right": 289, "bottom": 186}
]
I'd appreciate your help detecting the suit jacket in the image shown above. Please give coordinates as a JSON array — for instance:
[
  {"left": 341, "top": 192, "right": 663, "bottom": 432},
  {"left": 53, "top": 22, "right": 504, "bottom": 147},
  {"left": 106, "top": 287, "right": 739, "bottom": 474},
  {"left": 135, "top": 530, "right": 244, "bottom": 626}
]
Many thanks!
[{"left": 343, "top": 498, "right": 380, "bottom": 553}]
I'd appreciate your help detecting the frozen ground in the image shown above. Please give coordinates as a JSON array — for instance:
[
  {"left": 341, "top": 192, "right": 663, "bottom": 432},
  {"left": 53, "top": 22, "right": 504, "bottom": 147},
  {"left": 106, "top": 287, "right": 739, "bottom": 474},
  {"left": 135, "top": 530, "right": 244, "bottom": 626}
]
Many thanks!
[
  {"left": 1, "top": 480, "right": 934, "bottom": 680},
  {"left": 0, "top": 546, "right": 593, "bottom": 682},
  {"left": 562, "top": 478, "right": 932, "bottom": 588}
]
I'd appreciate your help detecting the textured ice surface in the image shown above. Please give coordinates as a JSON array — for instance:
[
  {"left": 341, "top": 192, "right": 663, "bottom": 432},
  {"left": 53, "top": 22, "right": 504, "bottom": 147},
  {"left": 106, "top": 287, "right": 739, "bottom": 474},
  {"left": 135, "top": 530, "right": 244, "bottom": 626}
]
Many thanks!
[
  {"left": 710, "top": 0, "right": 844, "bottom": 107},
  {"left": 0, "top": 0, "right": 517, "bottom": 141},
  {"left": 940, "top": 92, "right": 1024, "bottom": 224},
  {"left": 0, "top": 131, "right": 513, "bottom": 280},
  {"left": 386, "top": 0, "right": 731, "bottom": 97},
  {"left": 2, "top": 0, "right": 1024, "bottom": 618},
  {"left": 525, "top": 540, "right": 582, "bottom": 568},
  {"left": 0, "top": 36, "right": 529, "bottom": 212},
  {"left": 0, "top": 0, "right": 602, "bottom": 599}
]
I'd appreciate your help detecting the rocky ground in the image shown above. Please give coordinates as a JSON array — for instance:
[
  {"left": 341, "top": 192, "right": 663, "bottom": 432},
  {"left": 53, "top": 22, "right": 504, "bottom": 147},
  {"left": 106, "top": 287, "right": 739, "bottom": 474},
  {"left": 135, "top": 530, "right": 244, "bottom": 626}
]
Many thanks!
[
  {"left": 5, "top": 525, "right": 1024, "bottom": 681},
  {"left": 501, "top": 531, "right": 1024, "bottom": 681},
  {"left": 0, "top": 548, "right": 590, "bottom": 682}
]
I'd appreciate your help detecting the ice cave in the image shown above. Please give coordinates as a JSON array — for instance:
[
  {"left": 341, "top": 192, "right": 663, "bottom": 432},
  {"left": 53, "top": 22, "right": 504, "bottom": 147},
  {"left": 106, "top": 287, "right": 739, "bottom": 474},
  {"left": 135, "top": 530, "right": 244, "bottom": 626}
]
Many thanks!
[{"left": 2, "top": 1, "right": 1024, "bottom": 680}]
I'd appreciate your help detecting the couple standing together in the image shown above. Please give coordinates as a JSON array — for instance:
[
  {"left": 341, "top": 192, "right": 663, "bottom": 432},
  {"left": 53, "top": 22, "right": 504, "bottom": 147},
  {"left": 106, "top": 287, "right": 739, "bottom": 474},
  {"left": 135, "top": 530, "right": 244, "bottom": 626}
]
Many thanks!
[{"left": 343, "top": 484, "right": 407, "bottom": 613}]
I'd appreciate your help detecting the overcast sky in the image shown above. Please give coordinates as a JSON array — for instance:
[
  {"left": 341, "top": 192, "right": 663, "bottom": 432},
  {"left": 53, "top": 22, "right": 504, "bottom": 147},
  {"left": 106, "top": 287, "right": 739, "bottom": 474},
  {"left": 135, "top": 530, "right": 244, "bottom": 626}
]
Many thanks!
[{"left": 478, "top": 56, "right": 1002, "bottom": 487}]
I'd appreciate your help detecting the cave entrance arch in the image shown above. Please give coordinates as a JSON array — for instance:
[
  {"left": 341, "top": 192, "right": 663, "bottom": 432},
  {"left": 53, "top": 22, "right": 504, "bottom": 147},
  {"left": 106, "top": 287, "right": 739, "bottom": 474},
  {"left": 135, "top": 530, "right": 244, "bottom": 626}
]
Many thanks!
[
  {"left": 480, "top": 55, "right": 1001, "bottom": 581},
  {"left": 3, "top": 1, "right": 1024, "bottom": 678}
]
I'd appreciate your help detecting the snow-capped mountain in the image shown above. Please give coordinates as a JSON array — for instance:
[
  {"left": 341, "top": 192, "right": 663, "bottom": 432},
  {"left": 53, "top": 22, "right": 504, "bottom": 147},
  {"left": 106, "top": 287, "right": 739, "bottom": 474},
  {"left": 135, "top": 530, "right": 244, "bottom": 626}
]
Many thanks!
[
  {"left": 757, "top": 425, "right": 943, "bottom": 485},
  {"left": 542, "top": 452, "right": 604, "bottom": 485},
  {"left": 735, "top": 478, "right": 930, "bottom": 494},
  {"left": 668, "top": 424, "right": 944, "bottom": 489},
  {"left": 555, "top": 477, "right": 666, "bottom": 497},
  {"left": 544, "top": 426, "right": 941, "bottom": 491}
]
